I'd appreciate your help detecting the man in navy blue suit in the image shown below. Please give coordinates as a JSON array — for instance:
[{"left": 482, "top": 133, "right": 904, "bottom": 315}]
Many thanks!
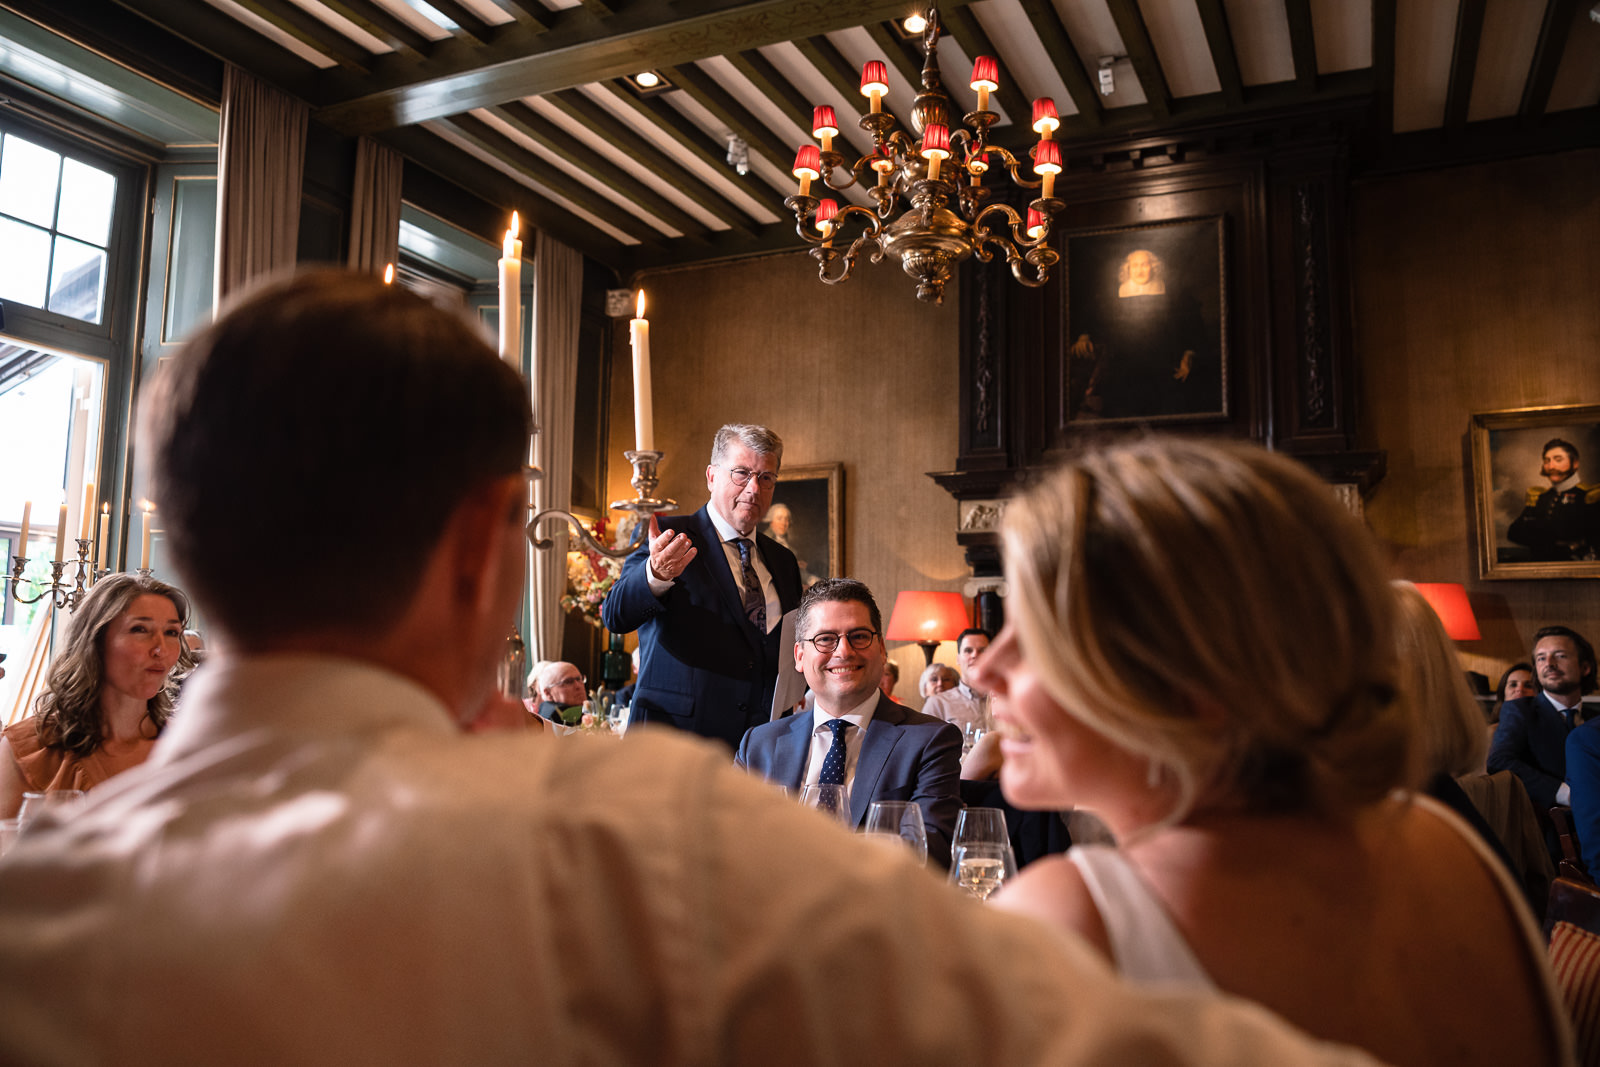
[
  {"left": 602, "top": 424, "right": 803, "bottom": 751},
  {"left": 735, "top": 578, "right": 962, "bottom": 868},
  {"left": 1490, "top": 625, "right": 1596, "bottom": 812}
]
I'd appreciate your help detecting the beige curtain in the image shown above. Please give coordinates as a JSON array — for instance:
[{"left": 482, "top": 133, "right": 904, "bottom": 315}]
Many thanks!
[
  {"left": 214, "top": 65, "right": 308, "bottom": 304},
  {"left": 528, "top": 232, "right": 583, "bottom": 664},
  {"left": 347, "top": 137, "right": 402, "bottom": 274}
]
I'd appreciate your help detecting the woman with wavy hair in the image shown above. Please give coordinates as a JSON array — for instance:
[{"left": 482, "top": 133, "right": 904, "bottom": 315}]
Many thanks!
[
  {"left": 973, "top": 437, "right": 1568, "bottom": 1067},
  {"left": 1, "top": 573, "right": 190, "bottom": 817}
]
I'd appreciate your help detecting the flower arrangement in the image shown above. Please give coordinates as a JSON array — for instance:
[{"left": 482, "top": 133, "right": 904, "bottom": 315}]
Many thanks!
[{"left": 562, "top": 516, "right": 623, "bottom": 629}]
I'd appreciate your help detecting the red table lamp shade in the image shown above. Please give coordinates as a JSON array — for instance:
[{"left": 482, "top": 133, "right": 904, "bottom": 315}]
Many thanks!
[
  {"left": 1414, "top": 583, "right": 1481, "bottom": 641},
  {"left": 887, "top": 591, "right": 971, "bottom": 665}
]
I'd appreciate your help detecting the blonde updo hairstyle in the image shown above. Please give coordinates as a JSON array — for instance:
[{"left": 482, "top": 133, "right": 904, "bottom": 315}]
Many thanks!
[
  {"left": 1391, "top": 581, "right": 1487, "bottom": 778},
  {"left": 1001, "top": 437, "right": 1421, "bottom": 828}
]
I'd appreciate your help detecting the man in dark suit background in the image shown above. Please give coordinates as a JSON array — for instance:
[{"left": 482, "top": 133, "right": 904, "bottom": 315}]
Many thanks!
[
  {"left": 736, "top": 578, "right": 962, "bottom": 868},
  {"left": 602, "top": 424, "right": 803, "bottom": 751},
  {"left": 1490, "top": 625, "right": 1597, "bottom": 811}
]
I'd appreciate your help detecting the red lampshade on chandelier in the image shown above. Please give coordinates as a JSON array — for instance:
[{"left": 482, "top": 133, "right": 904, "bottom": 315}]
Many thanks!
[
  {"left": 886, "top": 590, "right": 972, "bottom": 666},
  {"left": 782, "top": 6, "right": 1067, "bottom": 304}
]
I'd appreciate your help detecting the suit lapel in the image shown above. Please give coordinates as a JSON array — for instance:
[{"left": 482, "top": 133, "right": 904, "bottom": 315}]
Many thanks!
[
  {"left": 774, "top": 711, "right": 813, "bottom": 790},
  {"left": 850, "top": 694, "right": 904, "bottom": 828}
]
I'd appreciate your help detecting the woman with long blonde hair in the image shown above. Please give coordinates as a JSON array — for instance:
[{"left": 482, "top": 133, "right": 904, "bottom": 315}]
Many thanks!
[
  {"left": 975, "top": 437, "right": 1568, "bottom": 1067},
  {"left": 1, "top": 573, "right": 190, "bottom": 816}
]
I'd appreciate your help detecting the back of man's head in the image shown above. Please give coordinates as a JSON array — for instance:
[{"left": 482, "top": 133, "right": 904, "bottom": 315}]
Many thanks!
[{"left": 141, "top": 270, "right": 531, "bottom": 647}]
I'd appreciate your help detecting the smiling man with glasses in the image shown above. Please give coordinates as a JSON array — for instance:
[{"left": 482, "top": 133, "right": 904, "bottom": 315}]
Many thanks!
[
  {"left": 735, "top": 578, "right": 963, "bottom": 868},
  {"left": 603, "top": 423, "right": 804, "bottom": 751}
]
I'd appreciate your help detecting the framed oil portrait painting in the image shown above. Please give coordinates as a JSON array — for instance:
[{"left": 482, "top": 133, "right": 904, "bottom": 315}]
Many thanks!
[
  {"left": 1064, "top": 216, "right": 1228, "bottom": 424},
  {"left": 769, "top": 463, "right": 842, "bottom": 589},
  {"left": 1471, "top": 404, "right": 1600, "bottom": 580}
]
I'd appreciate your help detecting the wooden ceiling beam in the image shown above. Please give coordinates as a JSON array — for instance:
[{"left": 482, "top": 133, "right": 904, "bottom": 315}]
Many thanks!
[
  {"left": 940, "top": 7, "right": 1029, "bottom": 130},
  {"left": 494, "top": 101, "right": 712, "bottom": 240},
  {"left": 387, "top": 125, "right": 627, "bottom": 262},
  {"left": 1283, "top": 0, "right": 1318, "bottom": 93},
  {"left": 1520, "top": 0, "right": 1579, "bottom": 121},
  {"left": 1015, "top": 0, "right": 1101, "bottom": 128},
  {"left": 420, "top": 0, "right": 498, "bottom": 45},
  {"left": 1444, "top": 0, "right": 1487, "bottom": 131},
  {"left": 589, "top": 85, "right": 785, "bottom": 202},
  {"left": 726, "top": 48, "right": 813, "bottom": 132},
  {"left": 481, "top": 0, "right": 550, "bottom": 33},
  {"left": 314, "top": 0, "right": 976, "bottom": 134},
  {"left": 1103, "top": 0, "right": 1170, "bottom": 120},
  {"left": 793, "top": 35, "right": 870, "bottom": 117},
  {"left": 443, "top": 112, "right": 664, "bottom": 244},
  {"left": 319, "top": 0, "right": 437, "bottom": 57},
  {"left": 233, "top": 0, "right": 374, "bottom": 73},
  {"left": 542, "top": 90, "right": 762, "bottom": 236},
  {"left": 1192, "top": 0, "right": 1243, "bottom": 108},
  {"left": 659, "top": 62, "right": 794, "bottom": 175}
]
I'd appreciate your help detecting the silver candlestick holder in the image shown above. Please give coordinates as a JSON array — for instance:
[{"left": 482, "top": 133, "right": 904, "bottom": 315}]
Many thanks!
[
  {"left": 528, "top": 449, "right": 678, "bottom": 560},
  {"left": 5, "top": 538, "right": 96, "bottom": 611}
]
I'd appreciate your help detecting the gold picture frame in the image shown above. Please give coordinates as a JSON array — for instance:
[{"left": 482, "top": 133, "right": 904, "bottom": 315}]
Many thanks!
[{"left": 1471, "top": 404, "right": 1600, "bottom": 580}]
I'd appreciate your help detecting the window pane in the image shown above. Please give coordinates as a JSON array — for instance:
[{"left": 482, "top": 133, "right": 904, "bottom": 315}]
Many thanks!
[
  {"left": 0, "top": 134, "right": 61, "bottom": 228},
  {"left": 163, "top": 176, "right": 217, "bottom": 342},
  {"left": 0, "top": 217, "right": 51, "bottom": 307},
  {"left": 57, "top": 158, "right": 116, "bottom": 246},
  {"left": 47, "top": 236, "right": 106, "bottom": 324}
]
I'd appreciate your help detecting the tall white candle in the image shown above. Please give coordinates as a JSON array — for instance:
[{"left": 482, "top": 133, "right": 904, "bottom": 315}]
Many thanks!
[
  {"left": 16, "top": 501, "right": 30, "bottom": 558},
  {"left": 498, "top": 212, "right": 523, "bottom": 368},
  {"left": 629, "top": 290, "right": 654, "bottom": 452},
  {"left": 79, "top": 481, "right": 95, "bottom": 541},
  {"left": 140, "top": 504, "right": 153, "bottom": 570},
  {"left": 97, "top": 503, "right": 109, "bottom": 570},
  {"left": 53, "top": 503, "right": 67, "bottom": 563}
]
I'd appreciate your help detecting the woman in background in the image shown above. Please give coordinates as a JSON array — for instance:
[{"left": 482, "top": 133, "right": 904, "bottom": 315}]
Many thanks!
[
  {"left": 976, "top": 437, "right": 1567, "bottom": 1067},
  {"left": 0, "top": 573, "right": 189, "bottom": 816},
  {"left": 1496, "top": 662, "right": 1539, "bottom": 721}
]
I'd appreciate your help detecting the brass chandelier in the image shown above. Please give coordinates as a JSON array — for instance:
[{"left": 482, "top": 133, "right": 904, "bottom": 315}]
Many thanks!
[{"left": 783, "top": 6, "right": 1066, "bottom": 304}]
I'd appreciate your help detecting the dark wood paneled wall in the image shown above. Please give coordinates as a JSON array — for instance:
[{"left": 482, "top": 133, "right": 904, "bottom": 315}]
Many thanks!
[{"left": 1353, "top": 147, "right": 1600, "bottom": 676}]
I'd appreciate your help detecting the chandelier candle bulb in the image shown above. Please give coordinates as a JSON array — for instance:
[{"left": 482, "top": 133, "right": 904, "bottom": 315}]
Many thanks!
[
  {"left": 970, "top": 56, "right": 998, "bottom": 112},
  {"left": 629, "top": 291, "right": 654, "bottom": 453},
  {"left": 812, "top": 106, "right": 838, "bottom": 153},
  {"left": 861, "top": 61, "right": 889, "bottom": 113},
  {"left": 79, "top": 481, "right": 95, "bottom": 541},
  {"left": 498, "top": 212, "right": 522, "bottom": 368},
  {"left": 921, "top": 123, "right": 950, "bottom": 180},
  {"left": 97, "top": 503, "right": 108, "bottom": 570},
  {"left": 793, "top": 145, "right": 821, "bottom": 197},
  {"left": 1033, "top": 139, "right": 1062, "bottom": 200},
  {"left": 815, "top": 198, "right": 838, "bottom": 245},
  {"left": 1026, "top": 208, "right": 1045, "bottom": 240},
  {"left": 1031, "top": 97, "right": 1059, "bottom": 138}
]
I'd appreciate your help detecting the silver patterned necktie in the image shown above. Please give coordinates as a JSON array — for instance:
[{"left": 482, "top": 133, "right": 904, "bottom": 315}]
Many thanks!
[{"left": 735, "top": 538, "right": 767, "bottom": 633}]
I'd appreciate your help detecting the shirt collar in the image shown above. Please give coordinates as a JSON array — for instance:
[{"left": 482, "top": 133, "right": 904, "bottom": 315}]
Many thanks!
[
  {"left": 813, "top": 692, "right": 879, "bottom": 735},
  {"left": 1542, "top": 688, "right": 1583, "bottom": 713},
  {"left": 707, "top": 506, "right": 749, "bottom": 545},
  {"left": 1551, "top": 472, "right": 1579, "bottom": 493}
]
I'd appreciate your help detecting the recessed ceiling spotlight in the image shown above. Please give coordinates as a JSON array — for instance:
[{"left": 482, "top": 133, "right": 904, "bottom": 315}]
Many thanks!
[
  {"left": 902, "top": 13, "right": 927, "bottom": 34},
  {"left": 634, "top": 71, "right": 660, "bottom": 88},
  {"left": 623, "top": 71, "right": 673, "bottom": 96}
]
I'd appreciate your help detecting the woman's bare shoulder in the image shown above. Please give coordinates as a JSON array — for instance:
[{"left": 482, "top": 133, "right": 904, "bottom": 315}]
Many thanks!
[{"left": 991, "top": 851, "right": 1113, "bottom": 959}]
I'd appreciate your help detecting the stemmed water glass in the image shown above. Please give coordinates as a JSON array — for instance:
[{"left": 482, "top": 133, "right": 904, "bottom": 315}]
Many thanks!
[
  {"left": 799, "top": 783, "right": 852, "bottom": 826},
  {"left": 949, "top": 806, "right": 1018, "bottom": 900},
  {"left": 863, "top": 800, "right": 928, "bottom": 865},
  {"left": 16, "top": 789, "right": 87, "bottom": 832}
]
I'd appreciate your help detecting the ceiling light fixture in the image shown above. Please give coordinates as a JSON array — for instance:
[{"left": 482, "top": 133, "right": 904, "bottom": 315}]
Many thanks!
[
  {"left": 902, "top": 13, "right": 927, "bottom": 34},
  {"left": 782, "top": 6, "right": 1064, "bottom": 304},
  {"left": 624, "top": 71, "right": 672, "bottom": 96},
  {"left": 634, "top": 71, "right": 660, "bottom": 88},
  {"left": 726, "top": 134, "right": 749, "bottom": 175}
]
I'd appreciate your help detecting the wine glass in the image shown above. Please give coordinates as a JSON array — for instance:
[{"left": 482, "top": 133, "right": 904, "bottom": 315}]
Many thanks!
[
  {"left": 799, "top": 783, "right": 852, "bottom": 826},
  {"left": 863, "top": 800, "right": 928, "bottom": 865},
  {"left": 17, "top": 789, "right": 87, "bottom": 831},
  {"left": 0, "top": 818, "right": 21, "bottom": 858},
  {"left": 949, "top": 807, "right": 1018, "bottom": 900}
]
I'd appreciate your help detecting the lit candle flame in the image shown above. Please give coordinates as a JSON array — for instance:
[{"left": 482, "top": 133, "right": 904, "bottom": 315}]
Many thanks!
[
  {"left": 635, "top": 290, "right": 646, "bottom": 319},
  {"left": 383, "top": 263, "right": 394, "bottom": 285},
  {"left": 510, "top": 211, "right": 519, "bottom": 240}
]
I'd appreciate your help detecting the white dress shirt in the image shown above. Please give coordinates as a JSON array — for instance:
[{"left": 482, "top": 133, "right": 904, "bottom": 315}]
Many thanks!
[{"left": 802, "top": 694, "right": 879, "bottom": 788}]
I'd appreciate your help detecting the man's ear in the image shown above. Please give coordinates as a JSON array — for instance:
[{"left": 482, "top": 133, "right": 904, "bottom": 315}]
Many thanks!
[{"left": 706, "top": 464, "right": 717, "bottom": 493}]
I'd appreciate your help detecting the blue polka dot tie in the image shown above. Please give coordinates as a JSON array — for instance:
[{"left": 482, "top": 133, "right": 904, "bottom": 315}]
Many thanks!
[
  {"left": 818, "top": 718, "right": 849, "bottom": 811},
  {"left": 735, "top": 538, "right": 767, "bottom": 633}
]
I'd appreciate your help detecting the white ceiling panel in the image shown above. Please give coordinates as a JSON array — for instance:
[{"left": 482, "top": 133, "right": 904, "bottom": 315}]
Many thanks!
[
  {"left": 1049, "top": 0, "right": 1147, "bottom": 107},
  {"left": 972, "top": 0, "right": 1076, "bottom": 120},
  {"left": 1468, "top": 0, "right": 1545, "bottom": 122},
  {"left": 1223, "top": 0, "right": 1295, "bottom": 86},
  {"left": 758, "top": 42, "right": 878, "bottom": 159},
  {"left": 1138, "top": 0, "right": 1221, "bottom": 97},
  {"left": 1547, "top": 5, "right": 1600, "bottom": 114},
  {"left": 1309, "top": 0, "right": 1370, "bottom": 74},
  {"left": 1392, "top": 0, "right": 1459, "bottom": 133},
  {"left": 289, "top": 0, "right": 392, "bottom": 53}
]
